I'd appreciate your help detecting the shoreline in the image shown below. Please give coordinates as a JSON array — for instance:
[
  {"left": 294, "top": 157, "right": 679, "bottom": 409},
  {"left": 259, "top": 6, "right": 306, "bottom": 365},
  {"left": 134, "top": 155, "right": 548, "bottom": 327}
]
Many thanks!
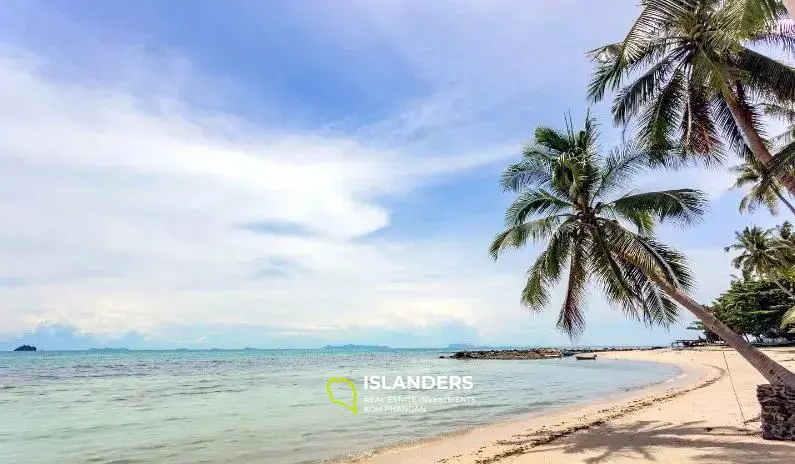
[
  {"left": 349, "top": 347, "right": 795, "bottom": 464},
  {"left": 336, "top": 352, "right": 703, "bottom": 463}
]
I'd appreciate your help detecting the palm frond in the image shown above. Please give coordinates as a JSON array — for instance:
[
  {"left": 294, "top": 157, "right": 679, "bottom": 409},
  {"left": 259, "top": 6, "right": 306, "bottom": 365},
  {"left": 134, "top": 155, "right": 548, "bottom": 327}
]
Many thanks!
[
  {"left": 729, "top": 161, "right": 783, "bottom": 215},
  {"left": 769, "top": 140, "right": 795, "bottom": 178},
  {"left": 534, "top": 126, "right": 575, "bottom": 154},
  {"left": 762, "top": 101, "right": 795, "bottom": 123},
  {"left": 600, "top": 219, "right": 694, "bottom": 291},
  {"left": 489, "top": 216, "right": 571, "bottom": 259},
  {"left": 680, "top": 80, "right": 721, "bottom": 160},
  {"left": 558, "top": 237, "right": 588, "bottom": 336},
  {"left": 612, "top": 55, "right": 677, "bottom": 126},
  {"left": 638, "top": 68, "right": 686, "bottom": 150},
  {"left": 504, "top": 189, "right": 574, "bottom": 226},
  {"left": 735, "top": 47, "right": 795, "bottom": 103},
  {"left": 587, "top": 0, "right": 692, "bottom": 102},
  {"left": 518, "top": 223, "right": 577, "bottom": 311},
  {"left": 500, "top": 148, "right": 556, "bottom": 192},
  {"left": 592, "top": 141, "right": 654, "bottom": 199},
  {"left": 711, "top": 92, "right": 755, "bottom": 157},
  {"left": 608, "top": 189, "right": 708, "bottom": 228}
]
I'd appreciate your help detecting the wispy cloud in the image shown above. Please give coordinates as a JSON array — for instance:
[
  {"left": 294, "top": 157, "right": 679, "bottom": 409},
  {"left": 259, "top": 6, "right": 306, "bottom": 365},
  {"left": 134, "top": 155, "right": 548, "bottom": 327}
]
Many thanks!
[
  {"left": 0, "top": 1, "right": 763, "bottom": 348},
  {"left": 0, "top": 49, "right": 522, "bottom": 339}
]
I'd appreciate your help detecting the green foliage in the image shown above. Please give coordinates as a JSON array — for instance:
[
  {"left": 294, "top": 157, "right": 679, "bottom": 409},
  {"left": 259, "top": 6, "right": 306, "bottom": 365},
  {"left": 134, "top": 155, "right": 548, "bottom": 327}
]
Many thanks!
[
  {"left": 729, "top": 161, "right": 793, "bottom": 215},
  {"left": 726, "top": 222, "right": 795, "bottom": 329},
  {"left": 746, "top": 101, "right": 795, "bottom": 193},
  {"left": 710, "top": 279, "right": 795, "bottom": 340},
  {"left": 589, "top": 0, "right": 795, "bottom": 165},
  {"left": 686, "top": 320, "right": 719, "bottom": 342},
  {"left": 726, "top": 225, "right": 795, "bottom": 282},
  {"left": 491, "top": 115, "right": 707, "bottom": 337}
]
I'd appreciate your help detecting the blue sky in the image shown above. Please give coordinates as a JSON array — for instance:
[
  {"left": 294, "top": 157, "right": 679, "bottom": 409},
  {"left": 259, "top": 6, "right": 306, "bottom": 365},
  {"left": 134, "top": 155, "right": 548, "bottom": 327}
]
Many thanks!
[{"left": 0, "top": 1, "right": 786, "bottom": 350}]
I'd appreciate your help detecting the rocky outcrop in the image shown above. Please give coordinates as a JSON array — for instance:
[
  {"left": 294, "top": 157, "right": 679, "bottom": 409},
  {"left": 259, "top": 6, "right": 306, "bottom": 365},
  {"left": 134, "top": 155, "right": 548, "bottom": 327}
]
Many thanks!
[
  {"left": 441, "top": 346, "right": 664, "bottom": 360},
  {"left": 441, "top": 348, "right": 563, "bottom": 360},
  {"left": 13, "top": 345, "right": 36, "bottom": 352},
  {"left": 758, "top": 384, "right": 795, "bottom": 440}
]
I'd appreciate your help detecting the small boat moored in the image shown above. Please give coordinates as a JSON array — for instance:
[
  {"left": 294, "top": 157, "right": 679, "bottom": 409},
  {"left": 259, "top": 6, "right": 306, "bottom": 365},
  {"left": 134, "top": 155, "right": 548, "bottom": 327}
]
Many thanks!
[{"left": 574, "top": 353, "right": 597, "bottom": 360}]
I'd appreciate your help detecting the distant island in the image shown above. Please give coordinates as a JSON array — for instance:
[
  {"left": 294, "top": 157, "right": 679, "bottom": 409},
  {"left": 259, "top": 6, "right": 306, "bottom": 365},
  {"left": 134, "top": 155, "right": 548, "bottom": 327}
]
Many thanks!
[
  {"left": 323, "top": 344, "right": 392, "bottom": 350},
  {"left": 446, "top": 343, "right": 477, "bottom": 350},
  {"left": 13, "top": 344, "right": 36, "bottom": 352},
  {"left": 446, "top": 343, "right": 516, "bottom": 350}
]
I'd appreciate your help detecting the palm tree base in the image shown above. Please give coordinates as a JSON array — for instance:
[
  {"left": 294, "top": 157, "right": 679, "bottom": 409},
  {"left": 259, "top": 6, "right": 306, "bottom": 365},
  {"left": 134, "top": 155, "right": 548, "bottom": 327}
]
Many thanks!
[{"left": 758, "top": 384, "right": 795, "bottom": 440}]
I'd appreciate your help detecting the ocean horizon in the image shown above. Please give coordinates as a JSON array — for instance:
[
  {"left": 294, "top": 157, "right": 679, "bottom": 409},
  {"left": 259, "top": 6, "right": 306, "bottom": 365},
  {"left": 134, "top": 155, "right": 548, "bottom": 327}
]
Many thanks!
[{"left": 1, "top": 347, "right": 680, "bottom": 464}]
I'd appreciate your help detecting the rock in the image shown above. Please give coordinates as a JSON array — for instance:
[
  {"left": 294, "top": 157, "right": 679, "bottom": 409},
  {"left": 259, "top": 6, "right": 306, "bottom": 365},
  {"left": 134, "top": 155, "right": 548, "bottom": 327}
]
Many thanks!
[
  {"left": 13, "top": 344, "right": 36, "bottom": 352},
  {"left": 441, "top": 346, "right": 663, "bottom": 360},
  {"left": 441, "top": 348, "right": 563, "bottom": 360},
  {"left": 757, "top": 384, "right": 795, "bottom": 440}
]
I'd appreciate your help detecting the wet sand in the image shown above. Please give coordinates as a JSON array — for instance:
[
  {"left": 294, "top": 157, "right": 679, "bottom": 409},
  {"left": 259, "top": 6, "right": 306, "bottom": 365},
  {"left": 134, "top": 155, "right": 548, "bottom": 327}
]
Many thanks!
[{"left": 357, "top": 347, "right": 795, "bottom": 463}]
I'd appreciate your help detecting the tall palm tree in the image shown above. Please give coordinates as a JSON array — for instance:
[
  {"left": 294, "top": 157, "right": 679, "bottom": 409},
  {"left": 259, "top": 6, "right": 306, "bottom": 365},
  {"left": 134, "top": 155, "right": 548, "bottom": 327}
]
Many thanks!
[
  {"left": 491, "top": 115, "right": 795, "bottom": 386},
  {"left": 729, "top": 160, "right": 795, "bottom": 215},
  {"left": 588, "top": 0, "right": 795, "bottom": 194},
  {"left": 725, "top": 226, "right": 795, "bottom": 297},
  {"left": 728, "top": 223, "right": 795, "bottom": 329},
  {"left": 776, "top": 220, "right": 795, "bottom": 243}
]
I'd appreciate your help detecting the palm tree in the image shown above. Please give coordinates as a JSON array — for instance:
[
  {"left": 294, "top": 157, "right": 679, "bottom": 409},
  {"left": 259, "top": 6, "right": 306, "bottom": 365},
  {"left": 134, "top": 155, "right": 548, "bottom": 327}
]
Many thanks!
[
  {"left": 491, "top": 115, "right": 795, "bottom": 386},
  {"left": 725, "top": 226, "right": 795, "bottom": 297},
  {"left": 729, "top": 160, "right": 795, "bottom": 215},
  {"left": 776, "top": 220, "right": 795, "bottom": 244},
  {"left": 588, "top": 0, "right": 795, "bottom": 194}
]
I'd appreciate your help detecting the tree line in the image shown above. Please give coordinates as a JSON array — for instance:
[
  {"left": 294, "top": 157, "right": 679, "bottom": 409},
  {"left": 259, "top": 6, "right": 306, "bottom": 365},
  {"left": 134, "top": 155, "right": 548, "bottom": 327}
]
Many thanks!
[{"left": 690, "top": 221, "right": 795, "bottom": 342}]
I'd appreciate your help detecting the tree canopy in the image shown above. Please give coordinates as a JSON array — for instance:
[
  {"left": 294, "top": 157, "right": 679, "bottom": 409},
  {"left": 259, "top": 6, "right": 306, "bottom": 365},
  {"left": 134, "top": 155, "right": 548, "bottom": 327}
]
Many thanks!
[
  {"left": 490, "top": 114, "right": 707, "bottom": 337},
  {"left": 709, "top": 278, "right": 795, "bottom": 341}
]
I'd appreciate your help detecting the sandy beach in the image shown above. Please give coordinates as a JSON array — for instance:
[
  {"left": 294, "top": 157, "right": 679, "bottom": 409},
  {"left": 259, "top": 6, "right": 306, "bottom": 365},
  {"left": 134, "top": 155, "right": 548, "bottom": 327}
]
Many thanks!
[{"left": 358, "top": 347, "right": 795, "bottom": 464}]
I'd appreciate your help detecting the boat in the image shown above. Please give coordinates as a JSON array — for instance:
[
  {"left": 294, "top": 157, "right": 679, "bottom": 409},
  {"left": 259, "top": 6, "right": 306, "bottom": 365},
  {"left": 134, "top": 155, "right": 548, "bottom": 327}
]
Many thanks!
[{"left": 574, "top": 353, "right": 597, "bottom": 360}]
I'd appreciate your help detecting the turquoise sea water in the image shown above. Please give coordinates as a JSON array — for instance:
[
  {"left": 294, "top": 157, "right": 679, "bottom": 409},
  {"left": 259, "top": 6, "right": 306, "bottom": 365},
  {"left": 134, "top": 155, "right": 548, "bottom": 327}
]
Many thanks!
[{"left": 0, "top": 349, "right": 679, "bottom": 464}]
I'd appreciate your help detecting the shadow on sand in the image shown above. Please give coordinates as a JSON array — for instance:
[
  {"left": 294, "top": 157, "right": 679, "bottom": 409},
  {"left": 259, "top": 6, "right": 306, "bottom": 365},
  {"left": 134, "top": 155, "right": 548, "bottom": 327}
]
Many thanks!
[{"left": 502, "top": 420, "right": 794, "bottom": 463}]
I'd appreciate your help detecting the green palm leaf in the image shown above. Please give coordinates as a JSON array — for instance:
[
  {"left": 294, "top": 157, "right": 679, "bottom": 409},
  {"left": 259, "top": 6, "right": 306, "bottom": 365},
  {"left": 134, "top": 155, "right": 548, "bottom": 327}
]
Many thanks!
[
  {"left": 491, "top": 115, "right": 705, "bottom": 338},
  {"left": 589, "top": 0, "right": 795, "bottom": 191}
]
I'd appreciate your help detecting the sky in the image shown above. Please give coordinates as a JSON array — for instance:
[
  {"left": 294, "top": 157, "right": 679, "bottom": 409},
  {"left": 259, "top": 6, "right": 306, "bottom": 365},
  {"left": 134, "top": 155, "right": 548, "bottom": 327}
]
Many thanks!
[{"left": 0, "top": 0, "right": 787, "bottom": 350}]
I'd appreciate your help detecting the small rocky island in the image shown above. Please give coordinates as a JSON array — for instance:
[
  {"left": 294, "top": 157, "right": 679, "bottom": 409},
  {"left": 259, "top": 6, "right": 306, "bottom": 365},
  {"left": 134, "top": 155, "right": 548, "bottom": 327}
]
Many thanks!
[
  {"left": 440, "top": 346, "right": 662, "bottom": 360},
  {"left": 13, "top": 344, "right": 36, "bottom": 352}
]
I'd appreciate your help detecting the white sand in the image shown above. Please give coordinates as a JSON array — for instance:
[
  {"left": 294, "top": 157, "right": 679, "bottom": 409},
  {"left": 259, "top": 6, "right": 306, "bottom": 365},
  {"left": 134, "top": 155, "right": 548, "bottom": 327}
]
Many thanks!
[{"left": 357, "top": 347, "right": 795, "bottom": 463}]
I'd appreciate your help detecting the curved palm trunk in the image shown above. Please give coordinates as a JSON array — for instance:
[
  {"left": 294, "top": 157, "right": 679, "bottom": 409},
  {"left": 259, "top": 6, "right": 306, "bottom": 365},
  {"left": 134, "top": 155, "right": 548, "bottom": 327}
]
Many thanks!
[
  {"left": 654, "top": 278, "right": 795, "bottom": 386},
  {"left": 770, "top": 276, "right": 795, "bottom": 299},
  {"left": 721, "top": 87, "right": 795, "bottom": 197},
  {"left": 773, "top": 188, "right": 795, "bottom": 217}
]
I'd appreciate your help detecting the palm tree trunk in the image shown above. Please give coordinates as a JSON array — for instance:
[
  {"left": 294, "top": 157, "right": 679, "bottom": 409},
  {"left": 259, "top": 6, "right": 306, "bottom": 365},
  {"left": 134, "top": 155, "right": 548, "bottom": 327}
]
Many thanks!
[
  {"left": 770, "top": 276, "right": 795, "bottom": 299},
  {"left": 773, "top": 188, "right": 795, "bottom": 217},
  {"left": 721, "top": 86, "right": 795, "bottom": 196},
  {"left": 655, "top": 278, "right": 795, "bottom": 386}
]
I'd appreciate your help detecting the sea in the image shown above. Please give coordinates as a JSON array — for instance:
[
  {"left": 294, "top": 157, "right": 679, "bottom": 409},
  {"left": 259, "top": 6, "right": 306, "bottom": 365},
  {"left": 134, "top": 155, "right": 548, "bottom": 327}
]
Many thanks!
[{"left": 0, "top": 348, "right": 679, "bottom": 464}]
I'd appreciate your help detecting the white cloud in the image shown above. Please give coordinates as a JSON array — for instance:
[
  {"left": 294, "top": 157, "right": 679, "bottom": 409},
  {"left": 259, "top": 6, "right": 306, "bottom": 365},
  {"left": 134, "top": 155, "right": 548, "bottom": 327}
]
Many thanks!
[
  {"left": 0, "top": 51, "right": 525, "bottom": 338},
  {"left": 0, "top": 0, "right": 755, "bottom": 348},
  {"left": 0, "top": 50, "right": 740, "bottom": 345}
]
